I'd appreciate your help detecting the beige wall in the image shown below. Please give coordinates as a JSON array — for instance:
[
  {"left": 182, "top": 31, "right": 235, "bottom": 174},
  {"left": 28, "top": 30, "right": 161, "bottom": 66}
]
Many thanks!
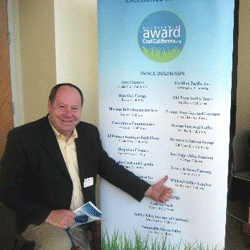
[
  {"left": 54, "top": 0, "right": 98, "bottom": 126},
  {"left": 17, "top": 0, "right": 98, "bottom": 126},
  {"left": 236, "top": 1, "right": 250, "bottom": 133},
  {"left": 18, "top": 0, "right": 56, "bottom": 123}
]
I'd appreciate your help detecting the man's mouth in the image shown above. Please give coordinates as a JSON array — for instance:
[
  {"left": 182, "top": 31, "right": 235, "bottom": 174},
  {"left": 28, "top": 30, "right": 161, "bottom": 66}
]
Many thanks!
[{"left": 61, "top": 119, "right": 73, "bottom": 123}]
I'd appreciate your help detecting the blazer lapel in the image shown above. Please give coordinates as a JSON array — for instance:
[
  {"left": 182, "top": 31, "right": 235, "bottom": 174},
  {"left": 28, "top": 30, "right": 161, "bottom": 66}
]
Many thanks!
[{"left": 41, "top": 117, "right": 71, "bottom": 178}]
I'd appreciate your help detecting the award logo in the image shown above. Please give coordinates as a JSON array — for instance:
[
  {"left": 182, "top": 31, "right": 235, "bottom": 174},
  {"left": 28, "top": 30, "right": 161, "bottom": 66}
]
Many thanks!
[{"left": 138, "top": 11, "right": 186, "bottom": 63}]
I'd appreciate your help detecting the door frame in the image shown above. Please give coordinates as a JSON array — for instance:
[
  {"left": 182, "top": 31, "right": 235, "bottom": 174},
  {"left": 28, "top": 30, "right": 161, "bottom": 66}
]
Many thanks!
[{"left": 7, "top": 0, "right": 24, "bottom": 127}]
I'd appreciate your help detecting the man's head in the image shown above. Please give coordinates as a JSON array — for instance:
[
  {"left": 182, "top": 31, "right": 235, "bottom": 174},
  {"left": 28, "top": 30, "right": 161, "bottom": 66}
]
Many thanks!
[
  {"left": 49, "top": 83, "right": 84, "bottom": 106},
  {"left": 47, "top": 83, "right": 83, "bottom": 139}
]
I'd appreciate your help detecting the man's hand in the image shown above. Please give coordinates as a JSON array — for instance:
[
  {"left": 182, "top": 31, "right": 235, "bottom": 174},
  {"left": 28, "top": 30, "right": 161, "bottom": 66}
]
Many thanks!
[
  {"left": 45, "top": 209, "right": 76, "bottom": 229},
  {"left": 145, "top": 175, "right": 173, "bottom": 203}
]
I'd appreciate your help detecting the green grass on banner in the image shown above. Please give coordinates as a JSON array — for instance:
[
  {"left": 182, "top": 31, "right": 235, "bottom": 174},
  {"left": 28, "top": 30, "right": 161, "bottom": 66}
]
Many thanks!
[
  {"left": 101, "top": 230, "right": 224, "bottom": 250},
  {"left": 142, "top": 47, "right": 181, "bottom": 62}
]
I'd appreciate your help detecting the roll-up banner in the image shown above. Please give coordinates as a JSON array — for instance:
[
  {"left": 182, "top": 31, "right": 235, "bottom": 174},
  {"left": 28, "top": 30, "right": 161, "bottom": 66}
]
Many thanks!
[{"left": 98, "top": 1, "right": 235, "bottom": 249}]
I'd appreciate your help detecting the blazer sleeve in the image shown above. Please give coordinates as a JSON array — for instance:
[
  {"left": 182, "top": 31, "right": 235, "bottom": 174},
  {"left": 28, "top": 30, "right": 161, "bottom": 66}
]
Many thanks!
[
  {"left": 92, "top": 127, "right": 151, "bottom": 201},
  {"left": 0, "top": 130, "right": 51, "bottom": 232}
]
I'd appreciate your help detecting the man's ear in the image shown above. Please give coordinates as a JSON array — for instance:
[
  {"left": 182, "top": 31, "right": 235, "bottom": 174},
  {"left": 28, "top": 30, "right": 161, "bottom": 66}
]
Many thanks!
[{"left": 47, "top": 100, "right": 52, "bottom": 112}]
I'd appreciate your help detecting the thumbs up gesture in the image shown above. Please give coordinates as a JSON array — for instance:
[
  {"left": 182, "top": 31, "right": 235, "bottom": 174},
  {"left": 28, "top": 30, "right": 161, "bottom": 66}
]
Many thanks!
[{"left": 145, "top": 175, "right": 173, "bottom": 203}]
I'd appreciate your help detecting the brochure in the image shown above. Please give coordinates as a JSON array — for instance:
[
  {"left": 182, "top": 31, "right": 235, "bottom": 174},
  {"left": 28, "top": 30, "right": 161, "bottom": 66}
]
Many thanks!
[{"left": 70, "top": 201, "right": 102, "bottom": 229}]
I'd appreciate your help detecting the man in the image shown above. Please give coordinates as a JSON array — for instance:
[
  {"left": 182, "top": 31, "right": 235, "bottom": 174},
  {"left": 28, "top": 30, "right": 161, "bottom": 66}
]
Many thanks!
[{"left": 0, "top": 83, "right": 173, "bottom": 250}]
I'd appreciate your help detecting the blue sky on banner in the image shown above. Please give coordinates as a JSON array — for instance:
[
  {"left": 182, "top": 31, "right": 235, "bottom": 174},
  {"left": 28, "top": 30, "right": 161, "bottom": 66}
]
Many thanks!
[{"left": 98, "top": 0, "right": 234, "bottom": 75}]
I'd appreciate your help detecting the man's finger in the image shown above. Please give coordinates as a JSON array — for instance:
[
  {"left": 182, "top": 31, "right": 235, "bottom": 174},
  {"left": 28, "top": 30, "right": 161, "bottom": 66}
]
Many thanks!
[{"left": 158, "top": 175, "right": 168, "bottom": 185}]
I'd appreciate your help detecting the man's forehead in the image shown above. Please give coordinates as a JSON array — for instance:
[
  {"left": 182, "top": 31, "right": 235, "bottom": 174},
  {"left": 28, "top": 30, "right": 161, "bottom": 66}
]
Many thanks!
[
  {"left": 57, "top": 85, "right": 79, "bottom": 94},
  {"left": 56, "top": 87, "right": 81, "bottom": 99}
]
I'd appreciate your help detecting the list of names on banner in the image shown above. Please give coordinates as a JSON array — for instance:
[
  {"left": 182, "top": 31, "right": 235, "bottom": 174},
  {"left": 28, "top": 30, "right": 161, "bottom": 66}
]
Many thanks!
[{"left": 102, "top": 70, "right": 222, "bottom": 238}]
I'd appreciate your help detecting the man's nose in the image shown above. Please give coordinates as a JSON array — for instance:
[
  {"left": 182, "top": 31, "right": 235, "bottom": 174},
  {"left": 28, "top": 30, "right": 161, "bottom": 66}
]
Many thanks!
[{"left": 63, "top": 108, "right": 73, "bottom": 116}]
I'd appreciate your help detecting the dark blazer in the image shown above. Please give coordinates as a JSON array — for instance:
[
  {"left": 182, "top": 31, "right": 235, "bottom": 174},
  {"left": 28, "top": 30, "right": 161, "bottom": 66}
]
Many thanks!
[{"left": 0, "top": 116, "right": 150, "bottom": 248}]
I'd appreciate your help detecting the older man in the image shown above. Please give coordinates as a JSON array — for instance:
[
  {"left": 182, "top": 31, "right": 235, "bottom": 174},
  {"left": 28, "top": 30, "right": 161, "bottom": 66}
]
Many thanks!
[{"left": 0, "top": 83, "right": 173, "bottom": 250}]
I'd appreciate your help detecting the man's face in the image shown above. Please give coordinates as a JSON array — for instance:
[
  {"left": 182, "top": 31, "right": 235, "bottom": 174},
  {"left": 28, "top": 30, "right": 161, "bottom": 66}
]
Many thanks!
[{"left": 47, "top": 86, "right": 82, "bottom": 138}]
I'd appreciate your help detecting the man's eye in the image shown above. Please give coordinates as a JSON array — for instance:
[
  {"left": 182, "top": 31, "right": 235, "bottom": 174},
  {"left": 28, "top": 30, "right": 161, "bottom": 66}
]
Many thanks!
[{"left": 60, "top": 106, "right": 65, "bottom": 109}]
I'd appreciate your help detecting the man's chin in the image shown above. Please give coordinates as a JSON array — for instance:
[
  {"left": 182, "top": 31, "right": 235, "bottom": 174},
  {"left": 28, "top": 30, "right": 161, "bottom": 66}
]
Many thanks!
[{"left": 58, "top": 126, "right": 74, "bottom": 134}]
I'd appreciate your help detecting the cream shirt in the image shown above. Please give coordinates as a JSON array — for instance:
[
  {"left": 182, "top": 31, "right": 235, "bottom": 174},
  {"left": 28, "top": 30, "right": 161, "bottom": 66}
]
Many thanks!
[{"left": 50, "top": 123, "right": 84, "bottom": 211}]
